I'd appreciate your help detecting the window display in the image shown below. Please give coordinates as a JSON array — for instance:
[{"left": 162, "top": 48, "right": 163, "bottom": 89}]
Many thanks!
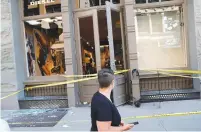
[
  {"left": 25, "top": 17, "right": 65, "bottom": 76},
  {"left": 23, "top": 0, "right": 61, "bottom": 17}
]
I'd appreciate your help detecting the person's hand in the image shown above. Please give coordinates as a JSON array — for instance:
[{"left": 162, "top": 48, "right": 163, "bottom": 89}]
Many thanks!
[
  {"left": 120, "top": 121, "right": 124, "bottom": 126},
  {"left": 122, "top": 124, "right": 134, "bottom": 131}
]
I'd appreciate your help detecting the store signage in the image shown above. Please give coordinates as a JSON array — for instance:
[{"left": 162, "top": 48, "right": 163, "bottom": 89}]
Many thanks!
[{"left": 29, "top": 0, "right": 55, "bottom": 6}]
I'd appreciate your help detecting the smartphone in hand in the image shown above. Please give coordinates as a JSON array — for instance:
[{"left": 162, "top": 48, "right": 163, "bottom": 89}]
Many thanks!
[{"left": 129, "top": 121, "right": 139, "bottom": 125}]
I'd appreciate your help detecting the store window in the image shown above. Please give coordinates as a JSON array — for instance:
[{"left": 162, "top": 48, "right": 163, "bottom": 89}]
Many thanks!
[
  {"left": 23, "top": 0, "right": 61, "bottom": 17},
  {"left": 78, "top": 17, "right": 97, "bottom": 75},
  {"left": 98, "top": 10, "right": 124, "bottom": 70},
  {"left": 135, "top": 0, "right": 173, "bottom": 4},
  {"left": 135, "top": 6, "right": 187, "bottom": 69},
  {"left": 25, "top": 17, "right": 65, "bottom": 76},
  {"left": 22, "top": 0, "right": 65, "bottom": 76}
]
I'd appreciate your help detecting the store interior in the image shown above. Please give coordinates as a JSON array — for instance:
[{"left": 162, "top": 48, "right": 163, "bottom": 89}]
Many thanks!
[{"left": 78, "top": 10, "right": 124, "bottom": 75}]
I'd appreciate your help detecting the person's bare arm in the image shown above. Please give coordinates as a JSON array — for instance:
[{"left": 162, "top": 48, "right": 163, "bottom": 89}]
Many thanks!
[{"left": 97, "top": 121, "right": 133, "bottom": 132}]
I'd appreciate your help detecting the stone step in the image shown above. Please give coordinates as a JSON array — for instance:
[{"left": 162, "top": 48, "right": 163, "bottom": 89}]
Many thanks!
[
  {"left": 19, "top": 96, "right": 68, "bottom": 109},
  {"left": 140, "top": 92, "right": 200, "bottom": 103}
]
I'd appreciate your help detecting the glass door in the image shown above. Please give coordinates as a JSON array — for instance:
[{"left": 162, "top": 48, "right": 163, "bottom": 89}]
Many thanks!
[
  {"left": 105, "top": 1, "right": 127, "bottom": 105},
  {"left": 74, "top": 10, "right": 101, "bottom": 103},
  {"left": 105, "top": 1, "right": 126, "bottom": 71},
  {"left": 75, "top": 10, "right": 101, "bottom": 76}
]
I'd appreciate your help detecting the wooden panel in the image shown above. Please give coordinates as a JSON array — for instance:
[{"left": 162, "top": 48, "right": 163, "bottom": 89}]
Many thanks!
[
  {"left": 114, "top": 75, "right": 126, "bottom": 105},
  {"left": 114, "top": 84, "right": 126, "bottom": 105},
  {"left": 79, "top": 79, "right": 99, "bottom": 103}
]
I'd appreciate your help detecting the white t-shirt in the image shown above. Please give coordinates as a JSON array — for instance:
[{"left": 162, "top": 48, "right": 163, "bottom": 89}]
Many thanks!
[{"left": 0, "top": 119, "right": 10, "bottom": 132}]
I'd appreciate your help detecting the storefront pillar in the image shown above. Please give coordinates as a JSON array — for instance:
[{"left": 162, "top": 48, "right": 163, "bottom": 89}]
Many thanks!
[
  {"left": 61, "top": 0, "right": 78, "bottom": 107},
  {"left": 124, "top": 0, "right": 140, "bottom": 101},
  {"left": 187, "top": 0, "right": 201, "bottom": 94},
  {"left": 106, "top": 2, "right": 116, "bottom": 71},
  {"left": 193, "top": 0, "right": 201, "bottom": 95}
]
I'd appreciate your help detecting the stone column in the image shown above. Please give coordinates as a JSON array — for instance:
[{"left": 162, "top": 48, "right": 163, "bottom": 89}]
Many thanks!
[
  {"left": 61, "top": 0, "right": 78, "bottom": 107},
  {"left": 187, "top": 0, "right": 201, "bottom": 93},
  {"left": 1, "top": 0, "right": 28, "bottom": 110},
  {"left": 194, "top": 0, "right": 201, "bottom": 92},
  {"left": 124, "top": 0, "right": 140, "bottom": 101}
]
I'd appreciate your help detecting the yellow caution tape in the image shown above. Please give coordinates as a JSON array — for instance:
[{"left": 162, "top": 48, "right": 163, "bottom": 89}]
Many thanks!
[
  {"left": 62, "top": 74, "right": 97, "bottom": 78},
  {"left": 7, "top": 111, "right": 201, "bottom": 125},
  {"left": 1, "top": 69, "right": 200, "bottom": 100},
  {"left": 123, "top": 111, "right": 201, "bottom": 120},
  {"left": 26, "top": 69, "right": 129, "bottom": 90},
  {"left": 0, "top": 69, "right": 129, "bottom": 100},
  {"left": 141, "top": 69, "right": 201, "bottom": 74},
  {"left": 62, "top": 69, "right": 130, "bottom": 78},
  {"left": 0, "top": 89, "right": 24, "bottom": 100}
]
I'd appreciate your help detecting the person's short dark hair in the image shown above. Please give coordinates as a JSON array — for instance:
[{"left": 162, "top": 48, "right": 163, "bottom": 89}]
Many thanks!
[{"left": 98, "top": 68, "right": 114, "bottom": 88}]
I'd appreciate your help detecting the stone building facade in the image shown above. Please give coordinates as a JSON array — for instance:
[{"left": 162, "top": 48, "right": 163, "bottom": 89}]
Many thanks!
[
  {"left": 1, "top": 0, "right": 19, "bottom": 109},
  {"left": 1, "top": 0, "right": 201, "bottom": 110},
  {"left": 195, "top": 0, "right": 201, "bottom": 74}
]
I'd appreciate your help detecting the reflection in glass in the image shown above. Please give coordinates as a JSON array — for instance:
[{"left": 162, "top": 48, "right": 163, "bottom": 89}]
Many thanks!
[
  {"left": 79, "top": 17, "right": 97, "bottom": 75},
  {"left": 135, "top": 0, "right": 172, "bottom": 4},
  {"left": 151, "top": 13, "right": 163, "bottom": 33},
  {"left": 148, "top": 0, "right": 159, "bottom": 3},
  {"left": 24, "top": 17, "right": 65, "bottom": 76},
  {"left": 135, "top": 0, "right": 146, "bottom": 4},
  {"left": 137, "top": 14, "right": 150, "bottom": 35},
  {"left": 89, "top": 0, "right": 120, "bottom": 6},
  {"left": 161, "top": 0, "right": 172, "bottom": 1}
]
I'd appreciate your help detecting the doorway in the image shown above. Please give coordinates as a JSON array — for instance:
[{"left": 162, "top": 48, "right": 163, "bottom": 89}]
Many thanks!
[{"left": 74, "top": 2, "right": 128, "bottom": 105}]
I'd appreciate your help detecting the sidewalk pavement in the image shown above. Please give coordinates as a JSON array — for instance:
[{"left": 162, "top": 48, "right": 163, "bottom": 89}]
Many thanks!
[{"left": 7, "top": 99, "right": 201, "bottom": 131}]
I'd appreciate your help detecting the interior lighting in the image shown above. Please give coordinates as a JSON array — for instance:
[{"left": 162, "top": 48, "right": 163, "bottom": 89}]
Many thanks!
[{"left": 27, "top": 20, "right": 40, "bottom": 25}]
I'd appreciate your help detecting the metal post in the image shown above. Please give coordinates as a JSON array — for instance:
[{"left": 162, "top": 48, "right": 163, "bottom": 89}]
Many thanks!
[{"left": 157, "top": 70, "right": 161, "bottom": 108}]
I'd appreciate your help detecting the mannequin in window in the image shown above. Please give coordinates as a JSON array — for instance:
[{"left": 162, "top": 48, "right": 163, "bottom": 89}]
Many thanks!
[
  {"left": 101, "top": 46, "right": 110, "bottom": 68},
  {"left": 50, "top": 49, "right": 61, "bottom": 74},
  {"left": 33, "top": 29, "right": 53, "bottom": 76}
]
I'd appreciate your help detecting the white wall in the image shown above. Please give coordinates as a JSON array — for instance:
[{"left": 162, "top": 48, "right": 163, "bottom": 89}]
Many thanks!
[
  {"left": 194, "top": 0, "right": 201, "bottom": 74},
  {"left": 187, "top": 0, "right": 201, "bottom": 91}
]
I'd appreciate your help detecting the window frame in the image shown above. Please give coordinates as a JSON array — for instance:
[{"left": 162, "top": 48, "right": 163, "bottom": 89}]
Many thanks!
[
  {"left": 134, "top": 0, "right": 184, "bottom": 8},
  {"left": 75, "top": 0, "right": 123, "bottom": 9},
  {"left": 133, "top": 0, "right": 190, "bottom": 76},
  {"left": 19, "top": 0, "right": 67, "bottom": 81}
]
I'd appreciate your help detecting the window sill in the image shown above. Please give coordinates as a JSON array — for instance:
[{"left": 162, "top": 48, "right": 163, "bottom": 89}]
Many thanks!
[
  {"left": 138, "top": 67, "right": 191, "bottom": 78},
  {"left": 24, "top": 75, "right": 68, "bottom": 85}
]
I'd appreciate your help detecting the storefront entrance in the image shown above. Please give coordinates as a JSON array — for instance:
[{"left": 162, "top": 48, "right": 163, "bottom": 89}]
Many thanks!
[{"left": 74, "top": 2, "right": 128, "bottom": 105}]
